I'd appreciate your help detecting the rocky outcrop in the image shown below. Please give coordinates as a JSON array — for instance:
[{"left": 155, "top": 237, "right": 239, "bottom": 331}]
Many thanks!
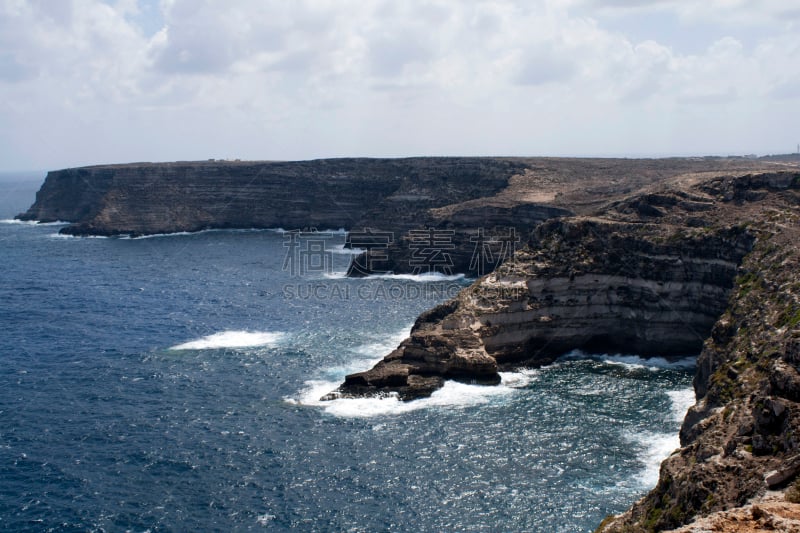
[
  {"left": 326, "top": 171, "right": 798, "bottom": 400},
  {"left": 326, "top": 167, "right": 800, "bottom": 532},
  {"left": 326, "top": 216, "right": 756, "bottom": 401},
  {"left": 651, "top": 492, "right": 800, "bottom": 532}
]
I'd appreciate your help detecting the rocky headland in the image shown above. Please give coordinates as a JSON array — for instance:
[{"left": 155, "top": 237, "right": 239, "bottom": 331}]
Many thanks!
[
  {"left": 17, "top": 156, "right": 786, "bottom": 276},
  {"left": 18, "top": 155, "right": 800, "bottom": 531}
]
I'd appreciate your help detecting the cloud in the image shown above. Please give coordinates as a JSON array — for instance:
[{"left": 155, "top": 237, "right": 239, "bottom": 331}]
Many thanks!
[
  {"left": 0, "top": 0, "right": 799, "bottom": 170},
  {"left": 572, "top": 0, "right": 800, "bottom": 26},
  {"left": 513, "top": 47, "right": 576, "bottom": 86}
]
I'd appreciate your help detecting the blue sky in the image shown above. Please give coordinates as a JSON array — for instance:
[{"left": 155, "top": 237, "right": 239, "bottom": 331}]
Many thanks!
[{"left": 1, "top": 0, "right": 798, "bottom": 171}]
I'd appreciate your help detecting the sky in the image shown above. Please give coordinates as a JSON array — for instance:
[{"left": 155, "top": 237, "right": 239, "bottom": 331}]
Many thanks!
[{"left": 0, "top": 0, "right": 799, "bottom": 171}]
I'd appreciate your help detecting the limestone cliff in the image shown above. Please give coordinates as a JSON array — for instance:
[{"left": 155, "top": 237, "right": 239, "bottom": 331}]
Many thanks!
[{"left": 18, "top": 158, "right": 521, "bottom": 237}]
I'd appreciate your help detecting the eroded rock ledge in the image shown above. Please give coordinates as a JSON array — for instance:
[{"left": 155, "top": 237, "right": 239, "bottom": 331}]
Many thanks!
[{"left": 325, "top": 171, "right": 798, "bottom": 402}]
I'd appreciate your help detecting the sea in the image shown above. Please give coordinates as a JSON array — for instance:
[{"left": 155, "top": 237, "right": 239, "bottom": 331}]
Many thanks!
[{"left": 0, "top": 173, "right": 695, "bottom": 532}]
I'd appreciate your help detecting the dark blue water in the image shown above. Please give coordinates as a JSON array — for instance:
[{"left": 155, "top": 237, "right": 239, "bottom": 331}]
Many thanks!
[{"left": 0, "top": 177, "right": 694, "bottom": 532}]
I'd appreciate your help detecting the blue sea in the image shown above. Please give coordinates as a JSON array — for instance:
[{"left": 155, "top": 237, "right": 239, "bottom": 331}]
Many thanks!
[{"left": 0, "top": 173, "right": 695, "bottom": 532}]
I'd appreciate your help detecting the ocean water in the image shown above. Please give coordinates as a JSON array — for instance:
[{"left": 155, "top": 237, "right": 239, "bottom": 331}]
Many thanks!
[{"left": 0, "top": 176, "right": 695, "bottom": 532}]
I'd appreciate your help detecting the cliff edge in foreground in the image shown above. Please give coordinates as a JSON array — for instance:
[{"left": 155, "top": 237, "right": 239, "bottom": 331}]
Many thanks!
[{"left": 599, "top": 172, "right": 800, "bottom": 531}]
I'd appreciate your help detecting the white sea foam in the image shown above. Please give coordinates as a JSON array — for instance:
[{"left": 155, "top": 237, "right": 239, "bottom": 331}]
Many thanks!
[
  {"left": 330, "top": 243, "right": 364, "bottom": 255},
  {"left": 319, "top": 328, "right": 412, "bottom": 379},
  {"left": 632, "top": 429, "right": 681, "bottom": 488},
  {"left": 285, "top": 326, "right": 524, "bottom": 416},
  {"left": 120, "top": 231, "right": 197, "bottom": 239},
  {"left": 600, "top": 354, "right": 696, "bottom": 371},
  {"left": 266, "top": 228, "right": 347, "bottom": 235},
  {"left": 667, "top": 388, "right": 696, "bottom": 422},
  {"left": 366, "top": 272, "right": 466, "bottom": 282},
  {"left": 498, "top": 368, "right": 540, "bottom": 389},
  {"left": 123, "top": 227, "right": 291, "bottom": 239},
  {"left": 353, "top": 328, "right": 410, "bottom": 358},
  {"left": 256, "top": 513, "right": 276, "bottom": 526},
  {"left": 287, "top": 378, "right": 515, "bottom": 418},
  {"left": 48, "top": 232, "right": 108, "bottom": 239},
  {"left": 628, "top": 387, "right": 696, "bottom": 488},
  {"left": 559, "top": 350, "right": 696, "bottom": 371},
  {"left": 169, "top": 330, "right": 285, "bottom": 350},
  {"left": 1, "top": 219, "right": 68, "bottom": 226}
]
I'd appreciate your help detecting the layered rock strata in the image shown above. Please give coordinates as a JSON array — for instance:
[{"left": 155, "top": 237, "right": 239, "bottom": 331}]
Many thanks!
[{"left": 18, "top": 158, "right": 522, "bottom": 237}]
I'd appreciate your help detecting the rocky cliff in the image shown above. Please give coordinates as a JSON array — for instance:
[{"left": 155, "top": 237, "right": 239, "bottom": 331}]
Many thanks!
[
  {"left": 324, "top": 166, "right": 800, "bottom": 531},
  {"left": 18, "top": 158, "right": 521, "bottom": 237},
  {"left": 18, "top": 157, "right": 782, "bottom": 277},
  {"left": 599, "top": 172, "right": 800, "bottom": 531}
]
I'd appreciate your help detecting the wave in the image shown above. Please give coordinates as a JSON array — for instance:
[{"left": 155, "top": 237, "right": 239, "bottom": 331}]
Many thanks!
[
  {"left": 365, "top": 272, "right": 466, "bottom": 282},
  {"left": 286, "top": 326, "right": 526, "bottom": 416},
  {"left": 123, "top": 227, "right": 291, "bottom": 239},
  {"left": 558, "top": 350, "right": 696, "bottom": 371},
  {"left": 121, "top": 231, "right": 198, "bottom": 239},
  {"left": 330, "top": 244, "right": 364, "bottom": 255},
  {"left": 628, "top": 387, "right": 695, "bottom": 488},
  {"left": 169, "top": 330, "right": 285, "bottom": 350},
  {"left": 266, "top": 228, "right": 348, "bottom": 236},
  {"left": 320, "top": 328, "right": 412, "bottom": 379},
  {"left": 48, "top": 232, "right": 108, "bottom": 239},
  {"left": 352, "top": 328, "right": 410, "bottom": 358},
  {"left": 667, "top": 388, "right": 696, "bottom": 421},
  {"left": 287, "top": 378, "right": 515, "bottom": 418},
  {"left": 601, "top": 354, "right": 696, "bottom": 370},
  {"left": 1, "top": 219, "right": 68, "bottom": 226},
  {"left": 498, "top": 368, "right": 540, "bottom": 389}
]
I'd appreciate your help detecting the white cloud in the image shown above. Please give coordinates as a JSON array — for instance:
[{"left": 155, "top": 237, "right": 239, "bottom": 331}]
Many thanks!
[{"left": 0, "top": 0, "right": 798, "bottom": 170}]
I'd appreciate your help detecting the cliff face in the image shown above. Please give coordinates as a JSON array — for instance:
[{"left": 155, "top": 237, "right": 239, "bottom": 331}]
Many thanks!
[
  {"left": 18, "top": 158, "right": 522, "bottom": 237},
  {"left": 325, "top": 174, "right": 770, "bottom": 400}
]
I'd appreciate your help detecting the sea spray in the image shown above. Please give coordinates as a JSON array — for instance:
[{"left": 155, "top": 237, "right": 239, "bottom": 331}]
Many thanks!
[{"left": 169, "top": 331, "right": 285, "bottom": 350}]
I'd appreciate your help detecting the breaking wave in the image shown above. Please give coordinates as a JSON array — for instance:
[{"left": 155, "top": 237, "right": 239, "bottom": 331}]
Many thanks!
[
  {"left": 1, "top": 219, "right": 68, "bottom": 225},
  {"left": 628, "top": 387, "right": 695, "bottom": 488},
  {"left": 366, "top": 273, "right": 466, "bottom": 282},
  {"left": 169, "top": 330, "right": 285, "bottom": 351},
  {"left": 287, "top": 378, "right": 516, "bottom": 418},
  {"left": 559, "top": 350, "right": 696, "bottom": 371}
]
